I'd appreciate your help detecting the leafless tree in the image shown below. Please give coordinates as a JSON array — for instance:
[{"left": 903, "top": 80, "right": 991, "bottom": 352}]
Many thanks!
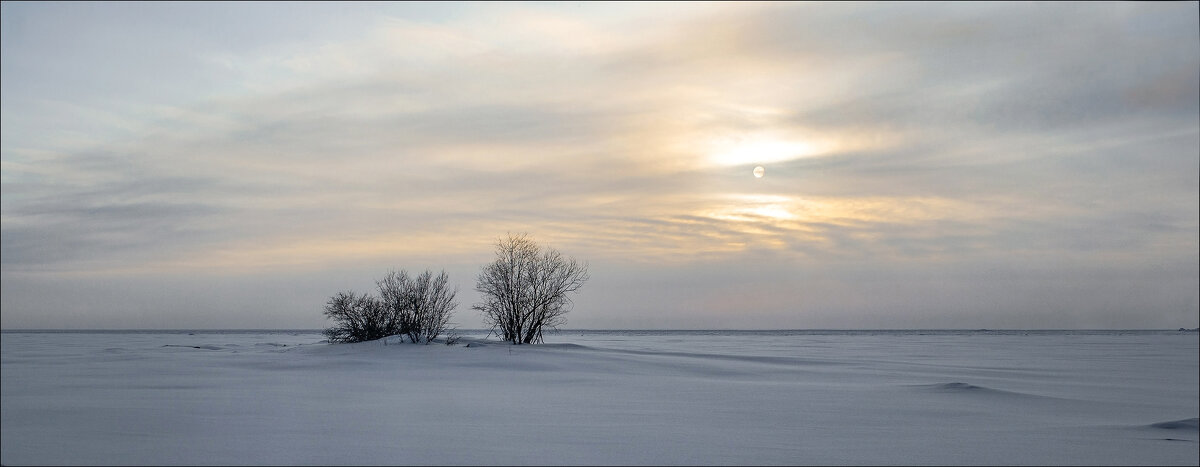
[
  {"left": 322, "top": 291, "right": 391, "bottom": 343},
  {"left": 474, "top": 233, "right": 589, "bottom": 344},
  {"left": 377, "top": 269, "right": 458, "bottom": 344}
]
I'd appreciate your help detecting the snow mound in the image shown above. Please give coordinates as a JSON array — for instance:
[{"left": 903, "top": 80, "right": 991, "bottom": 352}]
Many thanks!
[
  {"left": 931, "top": 382, "right": 989, "bottom": 391},
  {"left": 917, "top": 382, "right": 1057, "bottom": 400},
  {"left": 1149, "top": 418, "right": 1200, "bottom": 430},
  {"left": 162, "top": 344, "right": 224, "bottom": 351},
  {"left": 921, "top": 381, "right": 1020, "bottom": 395}
]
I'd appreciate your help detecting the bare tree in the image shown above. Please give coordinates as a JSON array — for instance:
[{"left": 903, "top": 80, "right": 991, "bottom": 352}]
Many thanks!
[
  {"left": 474, "top": 233, "right": 589, "bottom": 344},
  {"left": 322, "top": 291, "right": 391, "bottom": 343},
  {"left": 377, "top": 269, "right": 458, "bottom": 344}
]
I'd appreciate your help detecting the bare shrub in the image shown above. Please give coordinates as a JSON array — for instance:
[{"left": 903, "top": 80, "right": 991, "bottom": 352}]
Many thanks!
[
  {"left": 377, "top": 269, "right": 458, "bottom": 344},
  {"left": 377, "top": 270, "right": 416, "bottom": 341},
  {"left": 473, "top": 233, "right": 589, "bottom": 344},
  {"left": 322, "top": 291, "right": 391, "bottom": 343},
  {"left": 444, "top": 328, "right": 462, "bottom": 346},
  {"left": 324, "top": 269, "right": 458, "bottom": 344}
]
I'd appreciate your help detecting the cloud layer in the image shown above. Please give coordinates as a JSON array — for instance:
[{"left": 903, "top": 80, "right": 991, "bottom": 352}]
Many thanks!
[{"left": 2, "top": 2, "right": 1197, "bottom": 329}]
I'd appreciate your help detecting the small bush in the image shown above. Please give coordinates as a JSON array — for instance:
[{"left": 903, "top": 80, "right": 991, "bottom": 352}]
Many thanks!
[
  {"left": 324, "top": 269, "right": 458, "bottom": 344},
  {"left": 444, "top": 328, "right": 462, "bottom": 346},
  {"left": 378, "top": 269, "right": 458, "bottom": 344},
  {"left": 322, "top": 291, "right": 393, "bottom": 343}
]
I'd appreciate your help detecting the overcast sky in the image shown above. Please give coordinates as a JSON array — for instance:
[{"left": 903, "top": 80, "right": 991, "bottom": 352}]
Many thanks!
[{"left": 2, "top": 1, "right": 1197, "bottom": 330}]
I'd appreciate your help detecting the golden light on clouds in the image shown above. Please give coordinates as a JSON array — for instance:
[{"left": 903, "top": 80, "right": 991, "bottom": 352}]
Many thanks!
[
  {"left": 677, "top": 193, "right": 1004, "bottom": 260},
  {"left": 706, "top": 134, "right": 830, "bottom": 167},
  {"left": 705, "top": 194, "right": 798, "bottom": 223},
  {"left": 2, "top": 2, "right": 1195, "bottom": 329}
]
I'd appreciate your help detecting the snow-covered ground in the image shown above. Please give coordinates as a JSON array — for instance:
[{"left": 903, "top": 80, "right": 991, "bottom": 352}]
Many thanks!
[{"left": 2, "top": 330, "right": 1196, "bottom": 465}]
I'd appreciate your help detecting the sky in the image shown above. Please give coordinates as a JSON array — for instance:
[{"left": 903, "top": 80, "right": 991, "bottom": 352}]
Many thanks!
[{"left": 2, "top": 1, "right": 1197, "bottom": 330}]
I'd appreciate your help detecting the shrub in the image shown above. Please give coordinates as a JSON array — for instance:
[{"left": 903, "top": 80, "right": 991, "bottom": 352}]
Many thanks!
[
  {"left": 322, "top": 291, "right": 391, "bottom": 343},
  {"left": 378, "top": 269, "right": 458, "bottom": 344},
  {"left": 324, "top": 269, "right": 458, "bottom": 344}
]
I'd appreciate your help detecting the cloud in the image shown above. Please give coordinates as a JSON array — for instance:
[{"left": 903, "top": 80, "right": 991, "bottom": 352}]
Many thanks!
[{"left": 2, "top": 2, "right": 1196, "bottom": 328}]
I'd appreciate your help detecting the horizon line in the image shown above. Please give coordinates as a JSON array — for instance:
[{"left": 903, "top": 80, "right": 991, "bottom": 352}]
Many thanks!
[{"left": 3, "top": 327, "right": 1196, "bottom": 333}]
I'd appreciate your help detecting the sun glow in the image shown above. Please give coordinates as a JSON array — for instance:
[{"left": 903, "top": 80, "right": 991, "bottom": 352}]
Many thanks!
[
  {"left": 706, "top": 194, "right": 798, "bottom": 222},
  {"left": 708, "top": 135, "right": 827, "bottom": 167}
]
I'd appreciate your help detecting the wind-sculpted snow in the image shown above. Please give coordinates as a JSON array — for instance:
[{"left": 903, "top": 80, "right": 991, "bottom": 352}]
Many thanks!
[
  {"left": 930, "top": 381, "right": 990, "bottom": 391},
  {"left": 2, "top": 330, "right": 1197, "bottom": 465},
  {"left": 162, "top": 344, "right": 226, "bottom": 351},
  {"left": 1150, "top": 418, "right": 1200, "bottom": 431},
  {"left": 918, "top": 382, "right": 1063, "bottom": 399}
]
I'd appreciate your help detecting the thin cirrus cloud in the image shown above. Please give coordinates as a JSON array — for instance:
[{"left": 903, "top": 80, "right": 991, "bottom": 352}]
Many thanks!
[{"left": 1, "top": 2, "right": 1196, "bottom": 329}]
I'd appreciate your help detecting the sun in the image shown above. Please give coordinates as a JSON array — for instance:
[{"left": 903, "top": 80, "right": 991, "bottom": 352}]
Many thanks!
[{"left": 753, "top": 166, "right": 765, "bottom": 178}]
